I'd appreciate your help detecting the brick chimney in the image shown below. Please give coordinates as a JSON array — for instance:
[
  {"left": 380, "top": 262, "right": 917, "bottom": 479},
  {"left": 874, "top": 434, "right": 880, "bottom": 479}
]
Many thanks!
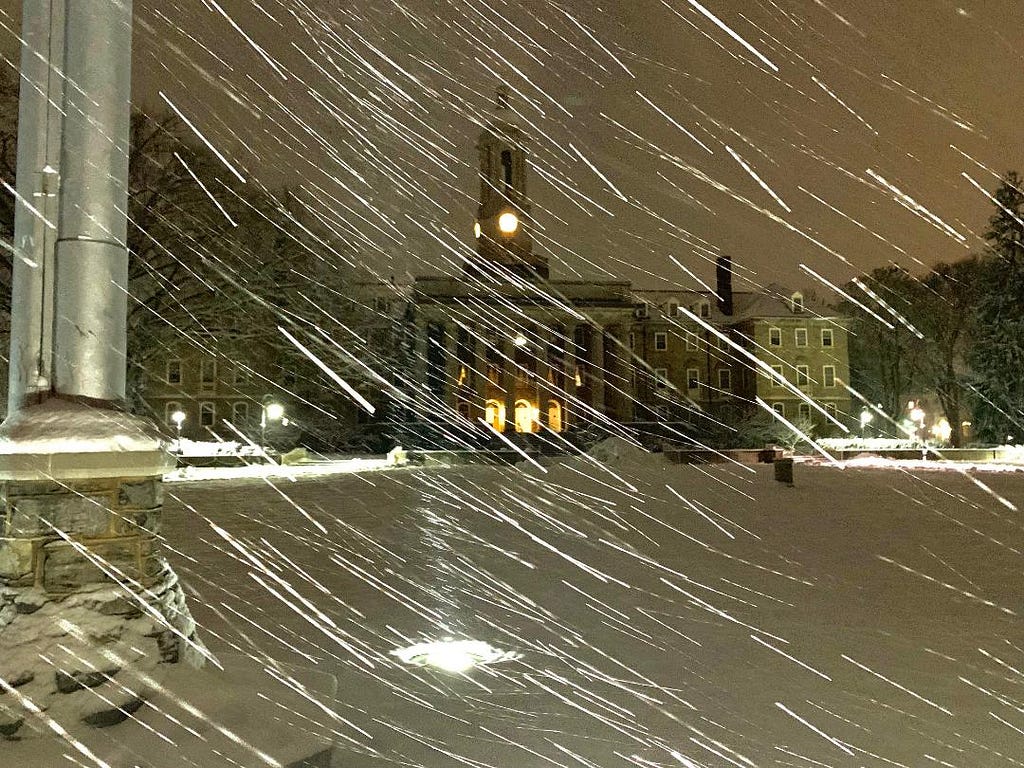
[{"left": 716, "top": 256, "right": 733, "bottom": 316}]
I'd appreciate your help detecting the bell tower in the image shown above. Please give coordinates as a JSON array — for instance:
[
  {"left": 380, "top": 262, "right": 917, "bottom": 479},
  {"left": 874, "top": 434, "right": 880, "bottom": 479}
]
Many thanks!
[{"left": 471, "top": 86, "right": 549, "bottom": 280}]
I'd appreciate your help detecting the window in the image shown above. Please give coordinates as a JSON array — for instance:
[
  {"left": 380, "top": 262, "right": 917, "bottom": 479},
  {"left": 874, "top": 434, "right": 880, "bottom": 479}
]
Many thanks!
[
  {"left": 798, "top": 402, "right": 812, "bottom": 420},
  {"left": 628, "top": 332, "right": 635, "bottom": 350},
  {"left": 166, "top": 359, "right": 182, "bottom": 384},
  {"left": 501, "top": 149, "right": 513, "bottom": 187},
  {"left": 685, "top": 332, "right": 698, "bottom": 351},
  {"left": 822, "top": 365, "right": 836, "bottom": 388},
  {"left": 654, "top": 368, "right": 669, "bottom": 389},
  {"left": 165, "top": 402, "right": 182, "bottom": 426},
  {"left": 769, "top": 327, "right": 782, "bottom": 346},
  {"left": 771, "top": 364, "right": 784, "bottom": 388},
  {"left": 200, "top": 359, "right": 216, "bottom": 392},
  {"left": 668, "top": 301, "right": 678, "bottom": 317},
  {"left": 200, "top": 401, "right": 215, "bottom": 427},
  {"left": 698, "top": 301, "right": 710, "bottom": 319},
  {"left": 821, "top": 328, "right": 834, "bottom": 348},
  {"left": 232, "top": 402, "right": 249, "bottom": 423},
  {"left": 457, "top": 401, "right": 471, "bottom": 420},
  {"left": 716, "top": 333, "right": 728, "bottom": 350},
  {"left": 654, "top": 332, "right": 668, "bottom": 351},
  {"left": 795, "top": 328, "right": 808, "bottom": 347},
  {"left": 796, "top": 365, "right": 810, "bottom": 386},
  {"left": 686, "top": 368, "right": 699, "bottom": 390},
  {"left": 772, "top": 402, "right": 785, "bottom": 417},
  {"left": 233, "top": 365, "right": 250, "bottom": 385},
  {"left": 282, "top": 369, "right": 297, "bottom": 387},
  {"left": 718, "top": 368, "right": 732, "bottom": 390},
  {"left": 791, "top": 292, "right": 804, "bottom": 313},
  {"left": 824, "top": 402, "right": 837, "bottom": 419}
]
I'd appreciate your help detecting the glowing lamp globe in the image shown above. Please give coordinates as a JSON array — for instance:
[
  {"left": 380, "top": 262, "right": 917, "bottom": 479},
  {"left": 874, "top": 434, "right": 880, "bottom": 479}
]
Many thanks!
[
  {"left": 265, "top": 402, "right": 285, "bottom": 422},
  {"left": 473, "top": 221, "right": 481, "bottom": 239},
  {"left": 171, "top": 410, "right": 186, "bottom": 427},
  {"left": 497, "top": 211, "right": 519, "bottom": 234}
]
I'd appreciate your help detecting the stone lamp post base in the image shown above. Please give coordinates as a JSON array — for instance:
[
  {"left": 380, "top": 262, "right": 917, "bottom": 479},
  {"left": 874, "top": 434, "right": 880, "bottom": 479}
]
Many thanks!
[{"left": 0, "top": 399, "right": 206, "bottom": 739}]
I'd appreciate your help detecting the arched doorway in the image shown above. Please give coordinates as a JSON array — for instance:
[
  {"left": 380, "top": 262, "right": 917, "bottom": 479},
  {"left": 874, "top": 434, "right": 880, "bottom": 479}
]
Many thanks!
[
  {"left": 547, "top": 400, "right": 562, "bottom": 432},
  {"left": 484, "top": 399, "right": 505, "bottom": 432},
  {"left": 514, "top": 399, "right": 537, "bottom": 433}
]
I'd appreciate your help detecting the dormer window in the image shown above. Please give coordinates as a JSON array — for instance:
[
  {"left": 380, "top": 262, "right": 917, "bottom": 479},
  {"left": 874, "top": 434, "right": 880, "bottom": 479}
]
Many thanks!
[
  {"left": 667, "top": 300, "right": 679, "bottom": 317},
  {"left": 791, "top": 292, "right": 804, "bottom": 313},
  {"left": 698, "top": 300, "right": 711, "bottom": 319}
]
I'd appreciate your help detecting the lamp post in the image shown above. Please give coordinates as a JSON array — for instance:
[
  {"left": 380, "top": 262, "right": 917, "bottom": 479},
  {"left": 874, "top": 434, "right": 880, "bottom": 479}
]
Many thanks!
[
  {"left": 171, "top": 409, "right": 186, "bottom": 452},
  {"left": 859, "top": 408, "right": 873, "bottom": 438},
  {"left": 261, "top": 400, "right": 284, "bottom": 449}
]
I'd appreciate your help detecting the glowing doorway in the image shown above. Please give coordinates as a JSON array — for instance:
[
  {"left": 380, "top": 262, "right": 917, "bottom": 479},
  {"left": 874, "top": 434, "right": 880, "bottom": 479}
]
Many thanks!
[
  {"left": 514, "top": 399, "right": 538, "bottom": 433},
  {"left": 547, "top": 400, "right": 562, "bottom": 432},
  {"left": 484, "top": 399, "right": 505, "bottom": 432}
]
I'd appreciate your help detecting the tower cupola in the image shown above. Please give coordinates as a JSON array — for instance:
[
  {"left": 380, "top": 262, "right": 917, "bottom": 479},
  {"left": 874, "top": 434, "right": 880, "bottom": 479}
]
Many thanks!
[{"left": 471, "top": 86, "right": 548, "bottom": 280}]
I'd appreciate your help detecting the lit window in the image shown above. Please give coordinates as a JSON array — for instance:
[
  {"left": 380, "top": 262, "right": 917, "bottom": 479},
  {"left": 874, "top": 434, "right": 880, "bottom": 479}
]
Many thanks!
[
  {"left": 200, "top": 401, "right": 215, "bottom": 427},
  {"left": 654, "top": 332, "right": 668, "bottom": 351},
  {"left": 231, "top": 402, "right": 249, "bottom": 423},
  {"left": 795, "top": 328, "right": 808, "bottom": 347},
  {"left": 769, "top": 327, "right": 782, "bottom": 346},
  {"left": 772, "top": 402, "right": 785, "bottom": 417},
  {"left": 823, "top": 365, "right": 836, "bottom": 388},
  {"left": 821, "top": 328, "right": 834, "bottom": 347},
  {"left": 771, "top": 364, "right": 784, "bottom": 388},
  {"left": 718, "top": 368, "right": 732, "bottom": 389},
  {"left": 796, "top": 365, "right": 810, "bottom": 386},
  {"left": 686, "top": 368, "right": 699, "bottom": 390},
  {"left": 166, "top": 359, "right": 182, "bottom": 385},
  {"left": 791, "top": 292, "right": 804, "bottom": 313},
  {"left": 655, "top": 368, "right": 669, "bottom": 389},
  {"left": 798, "top": 402, "right": 812, "bottom": 420},
  {"left": 200, "top": 359, "right": 216, "bottom": 392}
]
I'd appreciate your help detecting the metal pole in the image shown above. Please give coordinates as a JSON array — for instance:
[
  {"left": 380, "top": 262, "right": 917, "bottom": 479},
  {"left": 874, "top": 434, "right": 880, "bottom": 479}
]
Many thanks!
[
  {"left": 52, "top": 0, "right": 133, "bottom": 403},
  {"left": 7, "top": 0, "right": 65, "bottom": 415}
]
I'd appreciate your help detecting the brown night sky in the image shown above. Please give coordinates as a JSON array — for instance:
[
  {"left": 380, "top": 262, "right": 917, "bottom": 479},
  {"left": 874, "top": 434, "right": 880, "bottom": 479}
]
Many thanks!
[{"left": 0, "top": 0, "right": 1022, "bottom": 293}]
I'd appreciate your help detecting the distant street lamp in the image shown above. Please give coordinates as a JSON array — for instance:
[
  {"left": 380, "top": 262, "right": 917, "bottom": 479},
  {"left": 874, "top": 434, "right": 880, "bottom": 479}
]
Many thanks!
[
  {"left": 859, "top": 408, "right": 873, "bottom": 437},
  {"left": 908, "top": 401, "right": 926, "bottom": 443},
  {"left": 171, "top": 410, "right": 186, "bottom": 452},
  {"left": 261, "top": 400, "right": 285, "bottom": 448}
]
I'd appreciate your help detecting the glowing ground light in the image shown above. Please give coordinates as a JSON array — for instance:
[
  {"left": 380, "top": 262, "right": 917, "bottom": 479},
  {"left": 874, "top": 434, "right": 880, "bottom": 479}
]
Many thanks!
[{"left": 392, "top": 640, "right": 522, "bottom": 673}]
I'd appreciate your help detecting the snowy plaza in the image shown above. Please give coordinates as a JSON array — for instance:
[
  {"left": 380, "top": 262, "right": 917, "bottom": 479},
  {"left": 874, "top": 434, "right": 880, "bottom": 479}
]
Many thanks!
[{"left": 9, "top": 451, "right": 1024, "bottom": 766}]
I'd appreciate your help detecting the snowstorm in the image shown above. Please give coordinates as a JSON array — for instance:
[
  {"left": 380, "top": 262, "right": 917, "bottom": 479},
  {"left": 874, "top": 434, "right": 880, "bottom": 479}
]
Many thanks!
[{"left": 1, "top": 1, "right": 1024, "bottom": 766}]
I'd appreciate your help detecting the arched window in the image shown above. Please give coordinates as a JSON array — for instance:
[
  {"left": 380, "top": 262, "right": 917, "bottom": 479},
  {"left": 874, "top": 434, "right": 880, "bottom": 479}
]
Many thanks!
[
  {"left": 547, "top": 400, "right": 563, "bottom": 432},
  {"left": 232, "top": 402, "right": 250, "bottom": 424},
  {"left": 485, "top": 399, "right": 505, "bottom": 432}
]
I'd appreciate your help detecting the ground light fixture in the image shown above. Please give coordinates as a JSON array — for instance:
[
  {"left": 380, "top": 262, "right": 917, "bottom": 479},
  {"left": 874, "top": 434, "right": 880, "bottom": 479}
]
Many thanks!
[{"left": 392, "top": 639, "right": 522, "bottom": 673}]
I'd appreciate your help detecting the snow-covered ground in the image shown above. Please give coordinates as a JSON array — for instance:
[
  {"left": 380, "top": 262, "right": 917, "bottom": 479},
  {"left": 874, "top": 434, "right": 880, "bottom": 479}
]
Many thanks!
[
  {"left": 10, "top": 447, "right": 1024, "bottom": 765},
  {"left": 108, "top": 447, "right": 1024, "bottom": 767}
]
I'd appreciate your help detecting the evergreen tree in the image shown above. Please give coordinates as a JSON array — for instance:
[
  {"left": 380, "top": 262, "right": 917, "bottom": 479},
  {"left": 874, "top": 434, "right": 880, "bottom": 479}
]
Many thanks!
[{"left": 968, "top": 171, "right": 1024, "bottom": 443}]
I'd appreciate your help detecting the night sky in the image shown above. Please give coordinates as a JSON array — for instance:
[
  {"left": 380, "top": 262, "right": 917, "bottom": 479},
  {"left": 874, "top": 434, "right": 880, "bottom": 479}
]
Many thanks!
[{"left": 1, "top": 0, "right": 1022, "bottom": 294}]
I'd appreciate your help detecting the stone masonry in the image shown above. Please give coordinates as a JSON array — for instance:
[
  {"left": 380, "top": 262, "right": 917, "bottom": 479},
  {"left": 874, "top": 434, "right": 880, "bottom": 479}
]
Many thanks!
[{"left": 0, "top": 474, "right": 205, "bottom": 739}]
